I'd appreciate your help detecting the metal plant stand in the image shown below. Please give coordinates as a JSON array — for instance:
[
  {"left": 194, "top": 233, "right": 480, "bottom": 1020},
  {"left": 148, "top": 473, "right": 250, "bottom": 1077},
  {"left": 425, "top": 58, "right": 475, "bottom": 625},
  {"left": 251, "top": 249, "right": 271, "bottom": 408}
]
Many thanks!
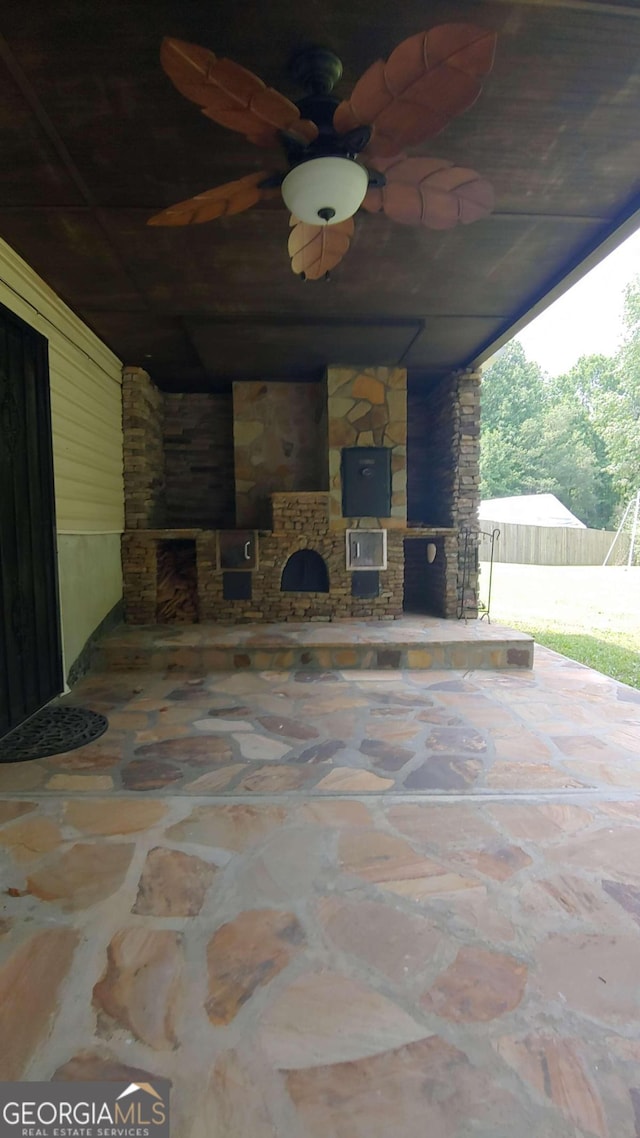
[{"left": 458, "top": 528, "right": 500, "bottom": 622}]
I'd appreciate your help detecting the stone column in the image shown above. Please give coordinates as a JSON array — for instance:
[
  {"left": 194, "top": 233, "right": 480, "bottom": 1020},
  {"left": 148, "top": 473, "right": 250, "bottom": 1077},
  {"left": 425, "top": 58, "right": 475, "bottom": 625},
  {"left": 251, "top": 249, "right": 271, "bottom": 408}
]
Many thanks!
[
  {"left": 326, "top": 366, "right": 407, "bottom": 529},
  {"left": 451, "top": 368, "right": 481, "bottom": 617},
  {"left": 122, "top": 366, "right": 165, "bottom": 529}
]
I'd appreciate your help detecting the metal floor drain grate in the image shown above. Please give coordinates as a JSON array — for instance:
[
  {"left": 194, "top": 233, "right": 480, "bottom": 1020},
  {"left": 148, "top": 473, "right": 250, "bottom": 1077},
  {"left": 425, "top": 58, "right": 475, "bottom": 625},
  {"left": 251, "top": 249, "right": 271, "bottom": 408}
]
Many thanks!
[{"left": 0, "top": 706, "right": 108, "bottom": 763}]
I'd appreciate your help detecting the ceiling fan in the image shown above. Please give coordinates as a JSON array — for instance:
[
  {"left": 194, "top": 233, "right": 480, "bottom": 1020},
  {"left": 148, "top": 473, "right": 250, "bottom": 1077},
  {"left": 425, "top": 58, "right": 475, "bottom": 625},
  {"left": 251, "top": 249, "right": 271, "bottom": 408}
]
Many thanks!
[{"left": 149, "top": 25, "right": 497, "bottom": 279}]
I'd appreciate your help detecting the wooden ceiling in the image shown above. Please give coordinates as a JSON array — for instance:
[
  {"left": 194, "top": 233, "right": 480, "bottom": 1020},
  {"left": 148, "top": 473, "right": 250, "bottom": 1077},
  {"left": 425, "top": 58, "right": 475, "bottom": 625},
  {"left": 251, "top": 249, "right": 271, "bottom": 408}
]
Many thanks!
[{"left": 0, "top": 0, "right": 639, "bottom": 390}]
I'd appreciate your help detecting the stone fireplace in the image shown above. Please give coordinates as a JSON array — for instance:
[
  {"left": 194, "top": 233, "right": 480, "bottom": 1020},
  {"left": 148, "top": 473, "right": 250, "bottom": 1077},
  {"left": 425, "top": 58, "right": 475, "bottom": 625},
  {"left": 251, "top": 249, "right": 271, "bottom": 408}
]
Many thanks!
[{"left": 120, "top": 363, "right": 480, "bottom": 624}]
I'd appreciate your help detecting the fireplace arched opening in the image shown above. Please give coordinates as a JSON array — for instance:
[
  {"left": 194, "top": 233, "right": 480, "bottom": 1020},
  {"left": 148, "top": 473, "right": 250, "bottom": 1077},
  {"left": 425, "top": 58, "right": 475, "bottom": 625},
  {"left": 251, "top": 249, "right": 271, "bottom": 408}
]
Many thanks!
[{"left": 281, "top": 549, "right": 329, "bottom": 593}]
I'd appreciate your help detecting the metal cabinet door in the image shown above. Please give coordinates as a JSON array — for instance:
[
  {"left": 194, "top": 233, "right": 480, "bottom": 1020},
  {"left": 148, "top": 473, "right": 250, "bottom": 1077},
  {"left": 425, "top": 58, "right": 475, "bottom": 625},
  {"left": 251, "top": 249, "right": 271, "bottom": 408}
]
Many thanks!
[
  {"left": 347, "top": 530, "right": 387, "bottom": 569},
  {"left": 341, "top": 447, "right": 391, "bottom": 517},
  {"left": 218, "top": 531, "right": 257, "bottom": 570}
]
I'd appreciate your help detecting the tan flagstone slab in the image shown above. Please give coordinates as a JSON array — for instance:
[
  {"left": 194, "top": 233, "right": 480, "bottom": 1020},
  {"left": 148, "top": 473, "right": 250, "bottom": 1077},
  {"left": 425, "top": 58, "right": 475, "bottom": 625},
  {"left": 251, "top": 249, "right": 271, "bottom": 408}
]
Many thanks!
[
  {"left": 297, "top": 801, "right": 373, "bottom": 828},
  {"left": 340, "top": 829, "right": 469, "bottom": 886},
  {"left": 431, "top": 887, "right": 516, "bottom": 942},
  {"left": 64, "top": 799, "right": 167, "bottom": 835},
  {"left": 93, "top": 928, "right": 183, "bottom": 1049},
  {"left": 546, "top": 827, "right": 640, "bottom": 882},
  {"left": 256, "top": 715, "right": 319, "bottom": 740},
  {"left": 233, "top": 734, "right": 292, "bottom": 762},
  {"left": 597, "top": 801, "right": 640, "bottom": 823},
  {"left": 284, "top": 1035, "right": 518, "bottom": 1138},
  {"left": 519, "top": 876, "right": 616, "bottom": 923},
  {"left": 234, "top": 765, "right": 311, "bottom": 792},
  {"left": 495, "top": 1034, "right": 608, "bottom": 1136},
  {"left": 318, "top": 897, "right": 450, "bottom": 984},
  {"left": 486, "top": 762, "right": 588, "bottom": 790},
  {"left": 566, "top": 759, "right": 640, "bottom": 788},
  {"left": 0, "top": 763, "right": 47, "bottom": 791},
  {"left": 0, "top": 928, "right": 79, "bottom": 1079},
  {"left": 260, "top": 970, "right": 427, "bottom": 1068},
  {"left": 166, "top": 804, "right": 288, "bottom": 851},
  {"left": 195, "top": 718, "right": 255, "bottom": 732},
  {"left": 53, "top": 1049, "right": 167, "bottom": 1087},
  {"left": 536, "top": 933, "right": 640, "bottom": 1021},
  {"left": 387, "top": 803, "right": 499, "bottom": 849},
  {"left": 46, "top": 774, "right": 114, "bottom": 791},
  {"left": 184, "top": 765, "right": 249, "bottom": 792},
  {"left": 133, "top": 846, "right": 217, "bottom": 916},
  {"left": 27, "top": 842, "right": 134, "bottom": 910},
  {"left": 315, "top": 768, "right": 394, "bottom": 792},
  {"left": 0, "top": 816, "right": 61, "bottom": 862},
  {"left": 487, "top": 803, "right": 593, "bottom": 842},
  {"left": 421, "top": 946, "right": 528, "bottom": 1022},
  {"left": 457, "top": 843, "right": 532, "bottom": 882},
  {"left": 0, "top": 802, "right": 36, "bottom": 826},
  {"left": 381, "top": 873, "right": 484, "bottom": 902},
  {"left": 206, "top": 909, "right": 305, "bottom": 1025},
  {"left": 188, "top": 1049, "right": 282, "bottom": 1138}
]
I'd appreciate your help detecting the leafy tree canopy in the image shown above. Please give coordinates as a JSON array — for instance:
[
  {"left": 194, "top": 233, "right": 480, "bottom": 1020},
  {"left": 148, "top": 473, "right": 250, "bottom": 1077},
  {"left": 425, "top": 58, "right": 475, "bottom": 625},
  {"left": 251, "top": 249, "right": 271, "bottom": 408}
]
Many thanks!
[{"left": 480, "top": 276, "right": 640, "bottom": 528}]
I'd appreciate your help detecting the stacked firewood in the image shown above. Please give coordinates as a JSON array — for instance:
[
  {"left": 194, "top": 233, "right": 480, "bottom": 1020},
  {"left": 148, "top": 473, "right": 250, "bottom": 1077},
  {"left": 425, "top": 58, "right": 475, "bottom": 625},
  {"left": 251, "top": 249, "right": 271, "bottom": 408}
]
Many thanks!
[{"left": 156, "top": 543, "right": 198, "bottom": 622}]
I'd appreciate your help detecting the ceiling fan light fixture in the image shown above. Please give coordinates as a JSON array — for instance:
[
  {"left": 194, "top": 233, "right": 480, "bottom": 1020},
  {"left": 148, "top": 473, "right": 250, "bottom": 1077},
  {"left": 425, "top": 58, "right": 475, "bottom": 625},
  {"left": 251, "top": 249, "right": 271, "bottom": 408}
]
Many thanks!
[{"left": 281, "top": 156, "right": 368, "bottom": 225}]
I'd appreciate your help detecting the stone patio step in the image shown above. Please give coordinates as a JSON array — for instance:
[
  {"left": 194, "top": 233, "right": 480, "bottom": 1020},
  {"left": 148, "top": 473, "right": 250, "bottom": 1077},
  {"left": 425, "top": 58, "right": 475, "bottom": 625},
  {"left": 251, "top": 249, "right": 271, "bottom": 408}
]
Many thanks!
[{"left": 99, "top": 617, "right": 534, "bottom": 672}]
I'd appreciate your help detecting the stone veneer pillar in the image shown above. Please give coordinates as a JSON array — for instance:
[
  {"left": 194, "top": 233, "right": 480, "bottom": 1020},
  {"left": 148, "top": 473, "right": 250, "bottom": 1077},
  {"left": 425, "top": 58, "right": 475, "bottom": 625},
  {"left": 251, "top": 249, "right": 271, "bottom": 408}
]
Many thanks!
[
  {"left": 326, "top": 367, "right": 406, "bottom": 529},
  {"left": 232, "top": 381, "right": 328, "bottom": 527},
  {"left": 122, "top": 366, "right": 165, "bottom": 529},
  {"left": 451, "top": 368, "right": 481, "bottom": 617}
]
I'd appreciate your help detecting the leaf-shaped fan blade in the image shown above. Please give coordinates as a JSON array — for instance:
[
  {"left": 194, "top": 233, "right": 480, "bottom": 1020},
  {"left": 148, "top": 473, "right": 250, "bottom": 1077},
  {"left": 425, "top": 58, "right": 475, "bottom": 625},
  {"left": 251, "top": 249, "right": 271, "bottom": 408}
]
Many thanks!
[
  {"left": 334, "top": 24, "right": 496, "bottom": 159},
  {"left": 288, "top": 216, "right": 355, "bottom": 279},
  {"left": 160, "top": 38, "right": 319, "bottom": 148},
  {"left": 362, "top": 156, "right": 494, "bottom": 229},
  {"left": 148, "top": 172, "right": 270, "bottom": 227}
]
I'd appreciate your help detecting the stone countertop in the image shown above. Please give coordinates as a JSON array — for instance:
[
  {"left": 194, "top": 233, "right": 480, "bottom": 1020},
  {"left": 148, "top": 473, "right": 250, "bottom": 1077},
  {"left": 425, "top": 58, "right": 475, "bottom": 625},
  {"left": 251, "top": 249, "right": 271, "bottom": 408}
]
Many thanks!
[
  {"left": 124, "top": 525, "right": 458, "bottom": 539},
  {"left": 401, "top": 527, "right": 457, "bottom": 537}
]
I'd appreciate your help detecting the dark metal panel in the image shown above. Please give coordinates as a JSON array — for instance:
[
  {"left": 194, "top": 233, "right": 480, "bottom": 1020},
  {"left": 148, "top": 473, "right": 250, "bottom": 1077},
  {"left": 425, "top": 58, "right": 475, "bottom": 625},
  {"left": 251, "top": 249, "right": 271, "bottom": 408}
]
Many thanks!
[
  {"left": 351, "top": 571, "right": 380, "bottom": 598},
  {"left": 0, "top": 302, "right": 62, "bottom": 737},
  {"left": 342, "top": 448, "right": 391, "bottom": 518}
]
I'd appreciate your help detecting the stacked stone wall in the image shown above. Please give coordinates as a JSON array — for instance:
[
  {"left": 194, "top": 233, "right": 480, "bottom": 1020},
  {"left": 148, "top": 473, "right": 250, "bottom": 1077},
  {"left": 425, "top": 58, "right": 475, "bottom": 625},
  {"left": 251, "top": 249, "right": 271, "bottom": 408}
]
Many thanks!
[
  {"left": 122, "top": 367, "right": 165, "bottom": 529},
  {"left": 122, "top": 493, "right": 403, "bottom": 624},
  {"left": 164, "top": 393, "right": 235, "bottom": 528},
  {"left": 233, "top": 382, "right": 327, "bottom": 527},
  {"left": 451, "top": 369, "right": 481, "bottom": 618}
]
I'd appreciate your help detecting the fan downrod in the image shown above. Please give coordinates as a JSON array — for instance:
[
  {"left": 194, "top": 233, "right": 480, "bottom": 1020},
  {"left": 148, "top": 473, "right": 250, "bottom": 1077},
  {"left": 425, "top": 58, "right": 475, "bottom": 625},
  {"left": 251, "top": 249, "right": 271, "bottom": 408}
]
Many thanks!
[{"left": 289, "top": 46, "right": 343, "bottom": 95}]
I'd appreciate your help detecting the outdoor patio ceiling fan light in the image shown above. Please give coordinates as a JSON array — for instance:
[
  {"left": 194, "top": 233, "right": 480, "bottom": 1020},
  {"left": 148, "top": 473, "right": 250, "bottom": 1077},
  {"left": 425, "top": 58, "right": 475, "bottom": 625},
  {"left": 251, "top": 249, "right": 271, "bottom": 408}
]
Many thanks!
[{"left": 281, "top": 156, "right": 369, "bottom": 225}]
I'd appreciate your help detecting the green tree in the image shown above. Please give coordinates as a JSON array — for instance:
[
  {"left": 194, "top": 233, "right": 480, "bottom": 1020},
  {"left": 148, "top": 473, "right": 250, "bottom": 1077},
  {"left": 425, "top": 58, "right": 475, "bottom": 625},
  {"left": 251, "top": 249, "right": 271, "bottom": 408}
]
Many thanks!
[
  {"left": 549, "top": 352, "right": 619, "bottom": 411},
  {"left": 522, "top": 399, "right": 610, "bottom": 527},
  {"left": 592, "top": 278, "right": 640, "bottom": 506},
  {"left": 481, "top": 341, "right": 547, "bottom": 436},
  {"left": 481, "top": 340, "right": 619, "bottom": 527},
  {"left": 480, "top": 341, "right": 548, "bottom": 499}
]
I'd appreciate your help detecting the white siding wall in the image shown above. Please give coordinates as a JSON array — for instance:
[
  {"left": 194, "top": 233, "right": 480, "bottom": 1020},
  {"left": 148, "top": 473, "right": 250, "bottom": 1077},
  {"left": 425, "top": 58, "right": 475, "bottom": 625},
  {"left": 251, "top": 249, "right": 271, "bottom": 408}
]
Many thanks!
[{"left": 0, "top": 237, "right": 124, "bottom": 674}]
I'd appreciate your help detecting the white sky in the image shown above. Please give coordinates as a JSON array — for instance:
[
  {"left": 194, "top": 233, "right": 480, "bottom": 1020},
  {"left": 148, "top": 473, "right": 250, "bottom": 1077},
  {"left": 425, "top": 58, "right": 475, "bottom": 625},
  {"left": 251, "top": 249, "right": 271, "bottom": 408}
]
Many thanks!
[{"left": 515, "top": 225, "right": 640, "bottom": 376}]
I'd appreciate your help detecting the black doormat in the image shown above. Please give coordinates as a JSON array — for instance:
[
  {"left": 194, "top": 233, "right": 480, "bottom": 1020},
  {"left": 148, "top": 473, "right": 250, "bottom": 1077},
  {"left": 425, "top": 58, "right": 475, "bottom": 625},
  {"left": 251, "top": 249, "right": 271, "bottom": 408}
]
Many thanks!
[{"left": 0, "top": 706, "right": 108, "bottom": 764}]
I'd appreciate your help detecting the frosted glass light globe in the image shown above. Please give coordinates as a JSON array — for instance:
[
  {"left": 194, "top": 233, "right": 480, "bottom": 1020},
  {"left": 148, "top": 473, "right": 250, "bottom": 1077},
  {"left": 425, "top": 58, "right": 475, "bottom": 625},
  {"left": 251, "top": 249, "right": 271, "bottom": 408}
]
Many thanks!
[{"left": 281, "top": 157, "right": 368, "bottom": 226}]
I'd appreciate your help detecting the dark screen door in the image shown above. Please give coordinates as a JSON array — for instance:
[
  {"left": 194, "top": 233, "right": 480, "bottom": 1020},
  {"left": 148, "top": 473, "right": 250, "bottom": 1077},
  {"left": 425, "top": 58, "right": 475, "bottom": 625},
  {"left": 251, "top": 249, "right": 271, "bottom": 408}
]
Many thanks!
[{"left": 0, "top": 302, "right": 63, "bottom": 737}]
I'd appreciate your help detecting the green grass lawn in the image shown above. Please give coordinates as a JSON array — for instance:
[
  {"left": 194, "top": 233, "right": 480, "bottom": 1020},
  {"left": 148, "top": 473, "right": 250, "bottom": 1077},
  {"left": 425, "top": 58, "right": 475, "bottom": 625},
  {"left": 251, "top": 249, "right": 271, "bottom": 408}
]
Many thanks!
[{"left": 479, "top": 563, "right": 640, "bottom": 689}]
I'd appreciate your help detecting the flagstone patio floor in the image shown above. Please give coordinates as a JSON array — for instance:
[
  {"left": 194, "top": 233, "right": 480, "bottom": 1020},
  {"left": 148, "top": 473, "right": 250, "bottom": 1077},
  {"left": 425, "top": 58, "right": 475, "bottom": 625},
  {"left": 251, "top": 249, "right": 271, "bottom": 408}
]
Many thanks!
[{"left": 1, "top": 645, "right": 640, "bottom": 1135}]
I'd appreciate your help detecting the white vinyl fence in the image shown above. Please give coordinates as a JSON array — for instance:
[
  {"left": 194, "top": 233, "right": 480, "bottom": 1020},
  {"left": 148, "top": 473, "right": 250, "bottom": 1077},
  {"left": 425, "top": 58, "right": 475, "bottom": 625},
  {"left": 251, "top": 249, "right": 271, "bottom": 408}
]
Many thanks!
[{"left": 478, "top": 521, "right": 628, "bottom": 565}]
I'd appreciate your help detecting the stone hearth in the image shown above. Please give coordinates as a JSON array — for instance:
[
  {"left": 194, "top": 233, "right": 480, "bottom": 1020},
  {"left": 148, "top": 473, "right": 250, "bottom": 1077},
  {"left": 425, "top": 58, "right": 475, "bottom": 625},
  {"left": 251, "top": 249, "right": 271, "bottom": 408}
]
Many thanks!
[{"left": 100, "top": 615, "right": 533, "bottom": 673}]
